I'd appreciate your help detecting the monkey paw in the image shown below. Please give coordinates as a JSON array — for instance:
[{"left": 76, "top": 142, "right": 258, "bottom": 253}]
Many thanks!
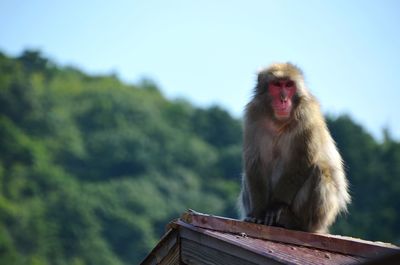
[
  {"left": 244, "top": 216, "right": 264, "bottom": 224},
  {"left": 264, "top": 204, "right": 288, "bottom": 227}
]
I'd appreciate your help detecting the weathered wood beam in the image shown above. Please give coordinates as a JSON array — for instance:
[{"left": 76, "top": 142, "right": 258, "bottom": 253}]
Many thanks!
[{"left": 177, "top": 210, "right": 399, "bottom": 259}]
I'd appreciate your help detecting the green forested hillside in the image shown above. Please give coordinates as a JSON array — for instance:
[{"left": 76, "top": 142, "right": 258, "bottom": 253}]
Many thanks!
[{"left": 0, "top": 50, "right": 399, "bottom": 264}]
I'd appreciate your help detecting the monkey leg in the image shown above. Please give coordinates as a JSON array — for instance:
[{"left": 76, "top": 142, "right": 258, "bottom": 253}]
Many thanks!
[{"left": 240, "top": 171, "right": 270, "bottom": 225}]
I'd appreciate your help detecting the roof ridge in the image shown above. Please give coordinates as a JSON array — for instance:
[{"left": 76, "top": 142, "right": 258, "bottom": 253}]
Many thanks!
[{"left": 173, "top": 209, "right": 399, "bottom": 259}]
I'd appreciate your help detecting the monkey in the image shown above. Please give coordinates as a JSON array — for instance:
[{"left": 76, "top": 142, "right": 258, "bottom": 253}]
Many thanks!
[{"left": 238, "top": 63, "right": 350, "bottom": 233}]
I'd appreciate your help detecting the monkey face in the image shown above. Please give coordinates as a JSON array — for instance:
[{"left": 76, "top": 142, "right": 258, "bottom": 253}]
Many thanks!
[{"left": 268, "top": 79, "right": 297, "bottom": 120}]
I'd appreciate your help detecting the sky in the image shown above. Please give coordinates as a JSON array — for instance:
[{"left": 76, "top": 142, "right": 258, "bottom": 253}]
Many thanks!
[{"left": 1, "top": 0, "right": 399, "bottom": 140}]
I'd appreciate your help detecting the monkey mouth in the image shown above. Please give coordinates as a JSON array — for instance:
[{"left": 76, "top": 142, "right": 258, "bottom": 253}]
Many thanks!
[
  {"left": 273, "top": 103, "right": 292, "bottom": 118},
  {"left": 275, "top": 110, "right": 291, "bottom": 119}
]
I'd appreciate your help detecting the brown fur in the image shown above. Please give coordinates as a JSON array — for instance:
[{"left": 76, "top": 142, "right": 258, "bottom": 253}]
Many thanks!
[{"left": 239, "top": 63, "right": 350, "bottom": 233}]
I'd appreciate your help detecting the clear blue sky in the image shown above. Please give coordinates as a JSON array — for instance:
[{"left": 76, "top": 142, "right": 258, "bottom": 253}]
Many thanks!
[{"left": 1, "top": 0, "right": 399, "bottom": 140}]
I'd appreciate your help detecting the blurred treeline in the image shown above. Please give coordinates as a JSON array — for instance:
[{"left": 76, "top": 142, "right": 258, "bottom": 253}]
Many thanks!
[{"left": 0, "top": 50, "right": 399, "bottom": 265}]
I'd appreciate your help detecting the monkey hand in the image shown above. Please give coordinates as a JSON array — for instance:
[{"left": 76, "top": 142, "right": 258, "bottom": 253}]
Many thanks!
[
  {"left": 264, "top": 203, "right": 289, "bottom": 227},
  {"left": 243, "top": 216, "right": 265, "bottom": 224}
]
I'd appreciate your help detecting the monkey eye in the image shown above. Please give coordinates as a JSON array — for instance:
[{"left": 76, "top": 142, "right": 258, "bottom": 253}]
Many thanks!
[{"left": 286, "top": 80, "right": 295, "bottom": 87}]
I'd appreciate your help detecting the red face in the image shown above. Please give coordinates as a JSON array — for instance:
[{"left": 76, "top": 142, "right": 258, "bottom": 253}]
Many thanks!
[{"left": 268, "top": 79, "right": 297, "bottom": 120}]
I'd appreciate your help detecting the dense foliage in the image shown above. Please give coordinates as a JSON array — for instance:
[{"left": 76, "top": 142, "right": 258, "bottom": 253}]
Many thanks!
[{"left": 0, "top": 50, "right": 399, "bottom": 264}]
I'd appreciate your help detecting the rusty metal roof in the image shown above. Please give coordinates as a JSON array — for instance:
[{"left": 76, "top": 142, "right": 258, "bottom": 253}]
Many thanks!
[{"left": 141, "top": 210, "right": 399, "bottom": 265}]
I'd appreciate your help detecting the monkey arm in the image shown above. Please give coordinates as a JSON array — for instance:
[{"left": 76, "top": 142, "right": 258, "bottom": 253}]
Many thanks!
[
  {"left": 241, "top": 156, "right": 270, "bottom": 222},
  {"left": 265, "top": 165, "right": 320, "bottom": 230}
]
